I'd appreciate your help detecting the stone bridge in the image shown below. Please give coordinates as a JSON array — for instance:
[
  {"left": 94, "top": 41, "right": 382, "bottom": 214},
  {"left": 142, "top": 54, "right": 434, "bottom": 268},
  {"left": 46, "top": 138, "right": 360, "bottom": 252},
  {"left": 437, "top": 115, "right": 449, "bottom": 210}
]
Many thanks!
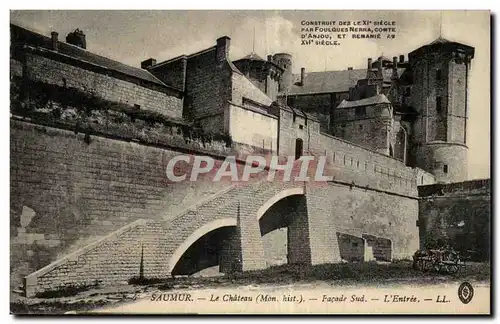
[
  {"left": 24, "top": 169, "right": 419, "bottom": 297},
  {"left": 24, "top": 177, "right": 317, "bottom": 296},
  {"left": 13, "top": 122, "right": 421, "bottom": 297}
]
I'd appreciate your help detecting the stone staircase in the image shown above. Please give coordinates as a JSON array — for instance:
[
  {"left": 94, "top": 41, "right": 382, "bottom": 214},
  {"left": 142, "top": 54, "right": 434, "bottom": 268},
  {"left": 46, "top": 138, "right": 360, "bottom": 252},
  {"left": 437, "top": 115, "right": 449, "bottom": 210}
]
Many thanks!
[{"left": 24, "top": 175, "right": 304, "bottom": 297}]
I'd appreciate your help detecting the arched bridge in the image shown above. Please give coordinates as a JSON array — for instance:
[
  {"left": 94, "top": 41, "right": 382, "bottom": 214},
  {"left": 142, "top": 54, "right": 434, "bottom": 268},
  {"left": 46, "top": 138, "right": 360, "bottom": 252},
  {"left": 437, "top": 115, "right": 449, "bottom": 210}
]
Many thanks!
[{"left": 24, "top": 176, "right": 418, "bottom": 297}]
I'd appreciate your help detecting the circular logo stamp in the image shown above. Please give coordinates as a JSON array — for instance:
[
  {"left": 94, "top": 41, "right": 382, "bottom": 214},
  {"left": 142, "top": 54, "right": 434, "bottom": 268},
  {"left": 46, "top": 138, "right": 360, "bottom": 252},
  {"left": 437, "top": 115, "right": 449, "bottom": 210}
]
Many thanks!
[{"left": 458, "top": 282, "right": 474, "bottom": 304}]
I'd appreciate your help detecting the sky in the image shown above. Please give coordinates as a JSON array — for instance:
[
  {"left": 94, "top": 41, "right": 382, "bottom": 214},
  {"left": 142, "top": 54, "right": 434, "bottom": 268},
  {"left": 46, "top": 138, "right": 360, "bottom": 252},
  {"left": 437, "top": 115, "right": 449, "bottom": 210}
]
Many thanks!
[{"left": 9, "top": 10, "right": 491, "bottom": 180}]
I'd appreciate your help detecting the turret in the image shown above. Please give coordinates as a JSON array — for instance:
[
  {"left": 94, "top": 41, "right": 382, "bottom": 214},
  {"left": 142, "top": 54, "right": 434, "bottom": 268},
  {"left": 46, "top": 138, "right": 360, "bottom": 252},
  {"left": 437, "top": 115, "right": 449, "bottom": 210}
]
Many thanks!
[
  {"left": 273, "top": 53, "right": 293, "bottom": 94},
  {"left": 408, "top": 37, "right": 475, "bottom": 183}
]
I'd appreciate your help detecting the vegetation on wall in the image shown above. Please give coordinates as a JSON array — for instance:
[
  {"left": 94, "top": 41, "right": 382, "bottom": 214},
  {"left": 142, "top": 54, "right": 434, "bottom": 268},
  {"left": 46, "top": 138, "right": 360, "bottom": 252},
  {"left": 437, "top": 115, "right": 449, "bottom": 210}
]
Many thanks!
[{"left": 10, "top": 76, "right": 232, "bottom": 149}]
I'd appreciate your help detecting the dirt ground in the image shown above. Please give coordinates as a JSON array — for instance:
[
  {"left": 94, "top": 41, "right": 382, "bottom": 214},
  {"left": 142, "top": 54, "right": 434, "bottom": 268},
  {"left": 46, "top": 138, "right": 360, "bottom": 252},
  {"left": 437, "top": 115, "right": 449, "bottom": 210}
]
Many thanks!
[{"left": 10, "top": 260, "right": 491, "bottom": 315}]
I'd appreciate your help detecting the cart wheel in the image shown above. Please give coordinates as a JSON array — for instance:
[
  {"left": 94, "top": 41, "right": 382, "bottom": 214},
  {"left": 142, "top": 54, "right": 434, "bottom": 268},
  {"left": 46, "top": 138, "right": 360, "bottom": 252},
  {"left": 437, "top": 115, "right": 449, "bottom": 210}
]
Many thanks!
[
  {"left": 416, "top": 260, "right": 424, "bottom": 271},
  {"left": 447, "top": 264, "right": 459, "bottom": 274},
  {"left": 419, "top": 260, "right": 428, "bottom": 272}
]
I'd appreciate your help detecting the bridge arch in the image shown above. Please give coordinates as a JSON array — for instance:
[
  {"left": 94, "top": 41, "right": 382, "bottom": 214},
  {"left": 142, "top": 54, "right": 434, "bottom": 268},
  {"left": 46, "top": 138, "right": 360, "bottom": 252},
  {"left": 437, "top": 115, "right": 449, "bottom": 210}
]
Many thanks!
[
  {"left": 256, "top": 187, "right": 311, "bottom": 266},
  {"left": 256, "top": 187, "right": 305, "bottom": 220},
  {"left": 167, "top": 218, "right": 237, "bottom": 274}
]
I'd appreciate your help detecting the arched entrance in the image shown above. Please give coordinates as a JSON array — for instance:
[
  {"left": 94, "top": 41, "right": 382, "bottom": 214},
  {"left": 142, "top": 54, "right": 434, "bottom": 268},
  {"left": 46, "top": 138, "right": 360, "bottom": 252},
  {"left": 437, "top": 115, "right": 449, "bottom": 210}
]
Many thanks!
[
  {"left": 256, "top": 187, "right": 311, "bottom": 266},
  {"left": 168, "top": 218, "right": 238, "bottom": 276}
]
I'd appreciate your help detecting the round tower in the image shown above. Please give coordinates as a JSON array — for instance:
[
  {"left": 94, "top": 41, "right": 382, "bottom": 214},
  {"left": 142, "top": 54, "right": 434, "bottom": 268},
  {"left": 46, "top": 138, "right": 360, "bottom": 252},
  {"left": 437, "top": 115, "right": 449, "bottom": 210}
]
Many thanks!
[
  {"left": 408, "top": 37, "right": 475, "bottom": 183},
  {"left": 272, "top": 53, "right": 293, "bottom": 94}
]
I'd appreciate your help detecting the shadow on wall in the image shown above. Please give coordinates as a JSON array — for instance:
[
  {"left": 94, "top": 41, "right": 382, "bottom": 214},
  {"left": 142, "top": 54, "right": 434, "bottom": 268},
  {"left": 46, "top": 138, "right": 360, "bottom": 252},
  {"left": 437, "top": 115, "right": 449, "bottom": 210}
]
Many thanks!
[
  {"left": 336, "top": 232, "right": 392, "bottom": 263},
  {"left": 337, "top": 233, "right": 364, "bottom": 262}
]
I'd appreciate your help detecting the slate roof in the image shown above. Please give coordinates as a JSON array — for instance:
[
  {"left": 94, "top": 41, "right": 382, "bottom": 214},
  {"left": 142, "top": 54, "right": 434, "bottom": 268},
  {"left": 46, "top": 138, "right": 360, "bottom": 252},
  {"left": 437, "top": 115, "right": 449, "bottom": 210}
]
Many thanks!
[
  {"left": 10, "top": 24, "right": 168, "bottom": 88},
  {"left": 336, "top": 94, "right": 391, "bottom": 109},
  {"left": 429, "top": 37, "right": 452, "bottom": 45},
  {"left": 288, "top": 68, "right": 405, "bottom": 95},
  {"left": 239, "top": 52, "right": 265, "bottom": 61}
]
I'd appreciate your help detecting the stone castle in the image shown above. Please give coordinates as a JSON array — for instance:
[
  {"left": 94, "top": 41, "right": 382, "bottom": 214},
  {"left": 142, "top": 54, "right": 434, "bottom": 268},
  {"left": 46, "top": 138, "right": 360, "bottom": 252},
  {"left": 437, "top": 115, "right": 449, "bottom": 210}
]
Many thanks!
[{"left": 9, "top": 23, "right": 490, "bottom": 297}]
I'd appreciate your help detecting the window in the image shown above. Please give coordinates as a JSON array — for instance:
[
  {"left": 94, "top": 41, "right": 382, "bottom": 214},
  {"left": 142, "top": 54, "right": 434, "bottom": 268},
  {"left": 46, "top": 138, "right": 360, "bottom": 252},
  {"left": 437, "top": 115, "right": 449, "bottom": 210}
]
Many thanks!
[
  {"left": 295, "top": 138, "right": 303, "bottom": 160},
  {"left": 134, "top": 104, "right": 141, "bottom": 110},
  {"left": 436, "top": 96, "right": 442, "bottom": 114},
  {"left": 443, "top": 164, "right": 448, "bottom": 173},
  {"left": 355, "top": 106, "right": 366, "bottom": 117},
  {"left": 359, "top": 124, "right": 363, "bottom": 130},
  {"left": 299, "top": 124, "right": 304, "bottom": 130},
  {"left": 436, "top": 68, "right": 442, "bottom": 81}
]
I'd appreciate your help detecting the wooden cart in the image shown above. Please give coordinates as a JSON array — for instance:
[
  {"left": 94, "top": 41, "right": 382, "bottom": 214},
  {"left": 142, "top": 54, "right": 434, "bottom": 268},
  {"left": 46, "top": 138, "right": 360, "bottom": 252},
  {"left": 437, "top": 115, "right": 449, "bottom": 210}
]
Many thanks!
[{"left": 412, "top": 248, "right": 466, "bottom": 274}]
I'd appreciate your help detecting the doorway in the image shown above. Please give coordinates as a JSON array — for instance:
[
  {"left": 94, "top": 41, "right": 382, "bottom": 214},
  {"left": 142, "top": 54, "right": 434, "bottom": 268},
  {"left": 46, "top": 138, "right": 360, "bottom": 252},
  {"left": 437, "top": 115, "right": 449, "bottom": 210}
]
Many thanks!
[{"left": 295, "top": 138, "right": 303, "bottom": 160}]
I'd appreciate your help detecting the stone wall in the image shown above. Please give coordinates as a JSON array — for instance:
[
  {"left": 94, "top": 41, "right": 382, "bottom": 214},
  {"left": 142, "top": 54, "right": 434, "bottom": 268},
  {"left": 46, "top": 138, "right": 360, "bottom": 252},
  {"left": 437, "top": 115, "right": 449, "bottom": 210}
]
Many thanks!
[
  {"left": 14, "top": 53, "right": 183, "bottom": 120},
  {"left": 277, "top": 108, "right": 321, "bottom": 158},
  {"left": 288, "top": 93, "right": 332, "bottom": 132},
  {"left": 418, "top": 179, "right": 490, "bottom": 261},
  {"left": 331, "top": 103, "right": 392, "bottom": 154},
  {"left": 307, "top": 182, "right": 419, "bottom": 263},
  {"left": 448, "top": 60, "right": 467, "bottom": 144},
  {"left": 231, "top": 72, "right": 274, "bottom": 107},
  {"left": 184, "top": 48, "right": 232, "bottom": 122},
  {"left": 10, "top": 119, "right": 239, "bottom": 289},
  {"left": 228, "top": 104, "right": 278, "bottom": 153},
  {"left": 416, "top": 143, "right": 468, "bottom": 183},
  {"left": 313, "top": 132, "right": 422, "bottom": 196},
  {"left": 22, "top": 168, "right": 421, "bottom": 297},
  {"left": 149, "top": 56, "right": 187, "bottom": 91},
  {"left": 287, "top": 91, "right": 350, "bottom": 132}
]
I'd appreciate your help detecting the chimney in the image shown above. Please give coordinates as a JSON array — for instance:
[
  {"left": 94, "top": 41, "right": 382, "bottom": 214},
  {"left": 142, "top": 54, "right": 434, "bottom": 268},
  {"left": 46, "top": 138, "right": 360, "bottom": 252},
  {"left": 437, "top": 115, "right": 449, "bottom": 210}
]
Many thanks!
[
  {"left": 267, "top": 55, "right": 273, "bottom": 62},
  {"left": 377, "top": 56, "right": 383, "bottom": 73},
  {"left": 300, "top": 67, "right": 305, "bottom": 86},
  {"left": 399, "top": 55, "right": 405, "bottom": 63},
  {"left": 367, "top": 58, "right": 373, "bottom": 78},
  {"left": 141, "top": 58, "right": 157, "bottom": 70},
  {"left": 216, "top": 36, "right": 231, "bottom": 64},
  {"left": 66, "top": 29, "right": 86, "bottom": 49},
  {"left": 392, "top": 56, "right": 399, "bottom": 79},
  {"left": 51, "top": 32, "right": 58, "bottom": 51}
]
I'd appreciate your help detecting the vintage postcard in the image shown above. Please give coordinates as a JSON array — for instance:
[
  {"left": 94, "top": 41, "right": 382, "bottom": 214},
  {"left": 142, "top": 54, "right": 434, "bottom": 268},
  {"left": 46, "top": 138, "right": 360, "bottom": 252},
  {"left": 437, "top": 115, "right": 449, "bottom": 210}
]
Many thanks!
[{"left": 9, "top": 9, "right": 491, "bottom": 315}]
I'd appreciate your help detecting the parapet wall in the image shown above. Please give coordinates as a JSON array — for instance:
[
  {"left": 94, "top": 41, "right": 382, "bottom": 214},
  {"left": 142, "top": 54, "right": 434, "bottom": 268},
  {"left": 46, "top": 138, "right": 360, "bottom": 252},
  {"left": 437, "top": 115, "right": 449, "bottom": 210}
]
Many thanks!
[
  {"left": 418, "top": 178, "right": 490, "bottom": 197},
  {"left": 12, "top": 49, "right": 183, "bottom": 120},
  {"left": 311, "top": 132, "right": 423, "bottom": 196}
]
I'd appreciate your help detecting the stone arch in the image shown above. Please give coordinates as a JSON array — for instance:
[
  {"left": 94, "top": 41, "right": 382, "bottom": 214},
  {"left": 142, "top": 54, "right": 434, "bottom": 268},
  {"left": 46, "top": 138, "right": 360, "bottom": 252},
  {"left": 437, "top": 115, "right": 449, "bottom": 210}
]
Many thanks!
[
  {"left": 167, "top": 218, "right": 237, "bottom": 274},
  {"left": 255, "top": 187, "right": 311, "bottom": 266},
  {"left": 256, "top": 187, "right": 305, "bottom": 220}
]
